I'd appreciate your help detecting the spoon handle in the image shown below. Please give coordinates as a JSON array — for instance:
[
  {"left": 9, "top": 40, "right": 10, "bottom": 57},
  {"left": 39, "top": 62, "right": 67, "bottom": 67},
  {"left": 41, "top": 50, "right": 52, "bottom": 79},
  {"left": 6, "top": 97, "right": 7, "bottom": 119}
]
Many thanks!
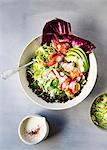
[
  {"left": 0, "top": 60, "right": 35, "bottom": 80},
  {"left": 0, "top": 68, "right": 19, "bottom": 80}
]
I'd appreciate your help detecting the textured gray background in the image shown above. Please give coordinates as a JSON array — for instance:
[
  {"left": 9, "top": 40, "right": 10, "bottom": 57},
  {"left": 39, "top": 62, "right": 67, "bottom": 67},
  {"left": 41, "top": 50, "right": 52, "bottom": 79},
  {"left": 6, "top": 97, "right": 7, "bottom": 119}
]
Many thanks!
[{"left": 0, "top": 0, "right": 107, "bottom": 150}]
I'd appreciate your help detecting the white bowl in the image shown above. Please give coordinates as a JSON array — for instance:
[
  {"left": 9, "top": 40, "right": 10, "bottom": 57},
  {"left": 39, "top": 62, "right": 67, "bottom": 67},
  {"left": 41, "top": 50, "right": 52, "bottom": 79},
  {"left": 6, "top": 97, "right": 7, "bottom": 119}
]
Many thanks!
[
  {"left": 18, "top": 115, "right": 49, "bottom": 145},
  {"left": 89, "top": 92, "right": 107, "bottom": 131},
  {"left": 18, "top": 35, "right": 97, "bottom": 110}
]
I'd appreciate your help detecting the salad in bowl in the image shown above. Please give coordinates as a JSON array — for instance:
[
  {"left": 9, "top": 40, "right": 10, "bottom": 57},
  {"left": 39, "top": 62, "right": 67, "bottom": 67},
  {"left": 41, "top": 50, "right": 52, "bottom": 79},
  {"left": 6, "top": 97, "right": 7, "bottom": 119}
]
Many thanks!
[{"left": 19, "top": 18, "right": 97, "bottom": 109}]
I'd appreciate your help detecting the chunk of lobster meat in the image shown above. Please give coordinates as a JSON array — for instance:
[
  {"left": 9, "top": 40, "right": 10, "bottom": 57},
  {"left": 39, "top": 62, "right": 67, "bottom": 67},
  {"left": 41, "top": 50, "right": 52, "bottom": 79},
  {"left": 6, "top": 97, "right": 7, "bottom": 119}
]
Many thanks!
[
  {"left": 60, "top": 62, "right": 75, "bottom": 72},
  {"left": 43, "top": 52, "right": 64, "bottom": 67},
  {"left": 52, "top": 39, "right": 70, "bottom": 54},
  {"left": 59, "top": 78, "right": 71, "bottom": 90},
  {"left": 49, "top": 52, "right": 64, "bottom": 62},
  {"left": 43, "top": 60, "right": 55, "bottom": 67},
  {"left": 68, "top": 81, "right": 78, "bottom": 94},
  {"left": 70, "top": 67, "right": 82, "bottom": 79}
]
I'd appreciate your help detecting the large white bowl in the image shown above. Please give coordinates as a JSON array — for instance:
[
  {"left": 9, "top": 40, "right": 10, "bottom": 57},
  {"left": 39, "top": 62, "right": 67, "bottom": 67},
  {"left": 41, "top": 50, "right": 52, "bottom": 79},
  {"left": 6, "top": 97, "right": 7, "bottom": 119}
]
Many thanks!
[{"left": 18, "top": 35, "right": 97, "bottom": 110}]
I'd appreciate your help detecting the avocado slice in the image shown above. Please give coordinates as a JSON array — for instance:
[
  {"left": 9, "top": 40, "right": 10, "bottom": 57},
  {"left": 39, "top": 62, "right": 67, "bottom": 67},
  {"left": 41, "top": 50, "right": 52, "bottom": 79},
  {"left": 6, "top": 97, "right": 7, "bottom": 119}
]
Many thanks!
[
  {"left": 65, "top": 48, "right": 89, "bottom": 72},
  {"left": 66, "top": 48, "right": 89, "bottom": 66},
  {"left": 74, "top": 47, "right": 89, "bottom": 67},
  {"left": 65, "top": 54, "right": 86, "bottom": 72},
  {"left": 71, "top": 48, "right": 89, "bottom": 72}
]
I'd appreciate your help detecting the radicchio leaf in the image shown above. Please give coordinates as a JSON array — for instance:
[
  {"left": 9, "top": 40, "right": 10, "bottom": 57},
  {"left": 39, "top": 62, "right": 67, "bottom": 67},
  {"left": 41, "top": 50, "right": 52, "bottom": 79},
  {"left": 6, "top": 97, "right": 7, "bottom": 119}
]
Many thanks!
[
  {"left": 57, "top": 34, "right": 96, "bottom": 53},
  {"left": 69, "top": 34, "right": 96, "bottom": 53},
  {"left": 41, "top": 18, "right": 96, "bottom": 53},
  {"left": 41, "top": 18, "right": 71, "bottom": 45}
]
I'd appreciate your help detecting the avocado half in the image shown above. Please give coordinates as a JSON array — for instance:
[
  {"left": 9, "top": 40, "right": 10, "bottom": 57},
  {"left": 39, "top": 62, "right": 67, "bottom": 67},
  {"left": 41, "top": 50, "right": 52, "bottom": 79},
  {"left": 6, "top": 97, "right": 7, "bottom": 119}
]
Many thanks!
[{"left": 65, "top": 47, "right": 89, "bottom": 72}]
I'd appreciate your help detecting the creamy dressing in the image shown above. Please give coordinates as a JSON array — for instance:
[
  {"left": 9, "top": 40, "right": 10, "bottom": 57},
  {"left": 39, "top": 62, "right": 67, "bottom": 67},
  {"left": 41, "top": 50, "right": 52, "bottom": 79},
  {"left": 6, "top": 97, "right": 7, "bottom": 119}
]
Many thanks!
[{"left": 20, "top": 116, "right": 49, "bottom": 144}]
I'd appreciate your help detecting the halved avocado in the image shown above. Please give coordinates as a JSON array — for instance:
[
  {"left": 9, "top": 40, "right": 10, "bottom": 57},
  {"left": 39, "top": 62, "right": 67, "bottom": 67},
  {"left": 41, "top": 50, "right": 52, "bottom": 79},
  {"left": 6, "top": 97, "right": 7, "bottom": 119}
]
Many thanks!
[
  {"left": 71, "top": 48, "right": 89, "bottom": 72},
  {"left": 65, "top": 48, "right": 89, "bottom": 72},
  {"left": 74, "top": 47, "right": 89, "bottom": 67},
  {"left": 66, "top": 54, "right": 86, "bottom": 72}
]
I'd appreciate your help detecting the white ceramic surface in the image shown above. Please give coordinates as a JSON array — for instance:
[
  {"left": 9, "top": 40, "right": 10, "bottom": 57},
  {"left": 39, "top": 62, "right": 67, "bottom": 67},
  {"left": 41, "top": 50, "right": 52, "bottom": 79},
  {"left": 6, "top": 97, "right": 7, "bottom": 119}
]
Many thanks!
[{"left": 18, "top": 35, "right": 97, "bottom": 110}]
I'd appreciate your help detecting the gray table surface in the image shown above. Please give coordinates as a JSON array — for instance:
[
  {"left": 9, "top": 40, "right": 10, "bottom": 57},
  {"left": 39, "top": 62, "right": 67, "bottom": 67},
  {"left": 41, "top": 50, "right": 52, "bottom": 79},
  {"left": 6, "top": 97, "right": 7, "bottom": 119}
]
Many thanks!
[{"left": 0, "top": 0, "right": 107, "bottom": 150}]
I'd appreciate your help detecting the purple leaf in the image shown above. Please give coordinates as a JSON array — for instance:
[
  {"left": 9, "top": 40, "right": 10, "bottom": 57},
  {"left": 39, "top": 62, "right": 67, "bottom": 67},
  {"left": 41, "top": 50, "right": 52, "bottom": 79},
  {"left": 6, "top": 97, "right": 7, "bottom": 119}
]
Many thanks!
[
  {"left": 68, "top": 34, "right": 96, "bottom": 53},
  {"left": 41, "top": 18, "right": 96, "bottom": 53},
  {"left": 41, "top": 18, "right": 72, "bottom": 45}
]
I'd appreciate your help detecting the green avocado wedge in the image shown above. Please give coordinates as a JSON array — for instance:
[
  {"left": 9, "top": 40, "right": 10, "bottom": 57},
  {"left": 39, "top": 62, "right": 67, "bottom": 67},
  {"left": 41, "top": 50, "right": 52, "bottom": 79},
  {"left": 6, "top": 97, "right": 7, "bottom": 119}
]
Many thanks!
[
  {"left": 71, "top": 48, "right": 89, "bottom": 72},
  {"left": 65, "top": 47, "right": 89, "bottom": 72},
  {"left": 74, "top": 47, "right": 89, "bottom": 65}
]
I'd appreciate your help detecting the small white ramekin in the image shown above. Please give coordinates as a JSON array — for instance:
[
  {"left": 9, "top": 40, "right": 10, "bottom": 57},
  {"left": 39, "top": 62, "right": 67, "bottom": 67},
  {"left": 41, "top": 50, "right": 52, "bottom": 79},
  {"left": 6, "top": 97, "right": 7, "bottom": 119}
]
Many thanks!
[{"left": 18, "top": 115, "right": 49, "bottom": 145}]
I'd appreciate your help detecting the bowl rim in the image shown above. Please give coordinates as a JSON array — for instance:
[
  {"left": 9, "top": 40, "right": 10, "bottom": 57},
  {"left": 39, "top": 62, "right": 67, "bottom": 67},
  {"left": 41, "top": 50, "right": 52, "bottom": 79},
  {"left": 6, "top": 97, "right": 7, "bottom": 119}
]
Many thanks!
[
  {"left": 18, "top": 35, "right": 98, "bottom": 110},
  {"left": 89, "top": 92, "right": 107, "bottom": 131},
  {"left": 18, "top": 114, "right": 49, "bottom": 145}
]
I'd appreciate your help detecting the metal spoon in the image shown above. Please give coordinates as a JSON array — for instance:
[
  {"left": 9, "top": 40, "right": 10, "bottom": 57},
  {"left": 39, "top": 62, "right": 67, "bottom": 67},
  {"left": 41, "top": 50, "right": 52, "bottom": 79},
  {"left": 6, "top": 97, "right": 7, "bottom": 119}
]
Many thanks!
[{"left": 0, "top": 59, "right": 35, "bottom": 80}]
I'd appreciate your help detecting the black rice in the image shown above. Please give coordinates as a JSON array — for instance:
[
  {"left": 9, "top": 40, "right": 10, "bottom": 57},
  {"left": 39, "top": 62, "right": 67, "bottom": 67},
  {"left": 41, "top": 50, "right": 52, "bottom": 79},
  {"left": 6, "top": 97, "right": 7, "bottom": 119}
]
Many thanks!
[
  {"left": 26, "top": 71, "right": 72, "bottom": 103},
  {"left": 26, "top": 67, "right": 88, "bottom": 103}
]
